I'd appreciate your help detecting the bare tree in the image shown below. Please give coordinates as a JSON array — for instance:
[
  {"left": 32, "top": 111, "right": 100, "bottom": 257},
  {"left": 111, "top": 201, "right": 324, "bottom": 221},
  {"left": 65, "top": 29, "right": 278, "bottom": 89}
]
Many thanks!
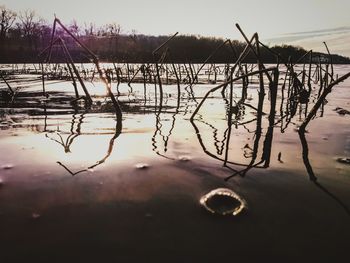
[
  {"left": 38, "top": 22, "right": 52, "bottom": 48},
  {"left": 105, "top": 22, "right": 121, "bottom": 37},
  {"left": 17, "top": 10, "right": 43, "bottom": 50},
  {"left": 69, "top": 19, "right": 80, "bottom": 36},
  {"left": 83, "top": 22, "right": 96, "bottom": 36},
  {"left": 101, "top": 22, "right": 122, "bottom": 58},
  {"left": 0, "top": 5, "right": 17, "bottom": 41},
  {"left": 130, "top": 29, "right": 138, "bottom": 42}
]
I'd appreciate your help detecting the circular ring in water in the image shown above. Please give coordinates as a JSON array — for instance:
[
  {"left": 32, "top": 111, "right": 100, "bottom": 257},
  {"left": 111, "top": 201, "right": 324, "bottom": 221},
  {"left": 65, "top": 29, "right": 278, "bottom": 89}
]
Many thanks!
[{"left": 200, "top": 188, "right": 247, "bottom": 216}]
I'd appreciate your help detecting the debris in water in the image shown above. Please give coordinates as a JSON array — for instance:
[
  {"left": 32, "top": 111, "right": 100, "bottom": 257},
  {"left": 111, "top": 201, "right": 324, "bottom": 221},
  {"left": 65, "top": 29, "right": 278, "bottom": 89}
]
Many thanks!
[
  {"left": 1, "top": 164, "right": 14, "bottom": 170},
  {"left": 278, "top": 152, "right": 283, "bottom": 163},
  {"left": 336, "top": 157, "right": 350, "bottom": 165},
  {"left": 200, "top": 188, "right": 246, "bottom": 216},
  {"left": 178, "top": 156, "right": 191, "bottom": 161},
  {"left": 334, "top": 107, "right": 350, "bottom": 115},
  {"left": 135, "top": 163, "right": 149, "bottom": 169},
  {"left": 31, "top": 213, "right": 41, "bottom": 219}
]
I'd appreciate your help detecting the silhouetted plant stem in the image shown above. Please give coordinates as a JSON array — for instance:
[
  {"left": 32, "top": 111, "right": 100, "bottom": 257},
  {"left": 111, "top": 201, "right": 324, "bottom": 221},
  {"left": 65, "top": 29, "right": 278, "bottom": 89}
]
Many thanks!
[
  {"left": 153, "top": 32, "right": 178, "bottom": 55},
  {"left": 45, "top": 17, "right": 57, "bottom": 63},
  {"left": 300, "top": 71, "right": 350, "bottom": 131},
  {"left": 53, "top": 18, "right": 122, "bottom": 127},
  {"left": 58, "top": 42, "right": 79, "bottom": 99},
  {"left": 235, "top": 23, "right": 272, "bottom": 83},
  {"left": 128, "top": 65, "right": 142, "bottom": 86},
  {"left": 262, "top": 69, "right": 279, "bottom": 167},
  {"left": 66, "top": 62, "right": 79, "bottom": 99},
  {"left": 0, "top": 73, "right": 14, "bottom": 95},
  {"left": 188, "top": 62, "right": 195, "bottom": 83},
  {"left": 152, "top": 32, "right": 179, "bottom": 108},
  {"left": 59, "top": 38, "right": 92, "bottom": 104},
  {"left": 318, "top": 57, "right": 323, "bottom": 98},
  {"left": 191, "top": 67, "right": 277, "bottom": 120},
  {"left": 223, "top": 69, "right": 234, "bottom": 166},
  {"left": 40, "top": 63, "right": 46, "bottom": 97},
  {"left": 193, "top": 39, "right": 230, "bottom": 84},
  {"left": 308, "top": 51, "right": 313, "bottom": 93},
  {"left": 155, "top": 62, "right": 163, "bottom": 106},
  {"left": 323, "top": 42, "right": 334, "bottom": 80}
]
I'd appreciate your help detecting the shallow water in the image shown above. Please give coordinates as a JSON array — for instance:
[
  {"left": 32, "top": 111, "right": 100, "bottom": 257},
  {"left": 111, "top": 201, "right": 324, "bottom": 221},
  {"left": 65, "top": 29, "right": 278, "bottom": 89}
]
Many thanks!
[{"left": 0, "top": 64, "right": 349, "bottom": 262}]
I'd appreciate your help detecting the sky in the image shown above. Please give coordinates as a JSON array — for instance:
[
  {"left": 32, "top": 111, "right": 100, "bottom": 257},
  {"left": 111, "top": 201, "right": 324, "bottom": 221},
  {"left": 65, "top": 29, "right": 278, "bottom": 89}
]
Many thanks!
[{"left": 2, "top": 0, "right": 350, "bottom": 56}]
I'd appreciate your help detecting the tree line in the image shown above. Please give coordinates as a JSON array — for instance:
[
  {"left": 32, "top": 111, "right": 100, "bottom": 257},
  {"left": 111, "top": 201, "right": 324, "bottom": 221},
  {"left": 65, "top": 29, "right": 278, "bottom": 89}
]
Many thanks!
[{"left": 1, "top": 5, "right": 349, "bottom": 64}]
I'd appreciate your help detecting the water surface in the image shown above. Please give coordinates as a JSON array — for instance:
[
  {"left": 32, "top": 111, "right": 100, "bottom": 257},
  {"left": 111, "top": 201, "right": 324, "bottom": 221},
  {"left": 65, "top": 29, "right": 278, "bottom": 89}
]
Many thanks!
[{"left": 0, "top": 64, "right": 349, "bottom": 262}]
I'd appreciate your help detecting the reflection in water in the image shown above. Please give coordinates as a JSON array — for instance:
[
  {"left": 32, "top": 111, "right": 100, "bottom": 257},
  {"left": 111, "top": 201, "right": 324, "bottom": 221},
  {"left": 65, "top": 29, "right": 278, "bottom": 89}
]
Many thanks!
[
  {"left": 191, "top": 68, "right": 279, "bottom": 179},
  {"left": 56, "top": 161, "right": 89, "bottom": 176},
  {"left": 43, "top": 109, "right": 122, "bottom": 176},
  {"left": 151, "top": 79, "right": 180, "bottom": 160},
  {"left": 151, "top": 109, "right": 178, "bottom": 160},
  {"left": 298, "top": 130, "right": 350, "bottom": 215},
  {"left": 55, "top": 119, "right": 121, "bottom": 175},
  {"left": 196, "top": 115, "right": 228, "bottom": 156},
  {"left": 45, "top": 111, "right": 85, "bottom": 153},
  {"left": 187, "top": 59, "right": 350, "bottom": 214},
  {"left": 87, "top": 119, "right": 122, "bottom": 170},
  {"left": 1, "top": 58, "right": 350, "bottom": 216}
]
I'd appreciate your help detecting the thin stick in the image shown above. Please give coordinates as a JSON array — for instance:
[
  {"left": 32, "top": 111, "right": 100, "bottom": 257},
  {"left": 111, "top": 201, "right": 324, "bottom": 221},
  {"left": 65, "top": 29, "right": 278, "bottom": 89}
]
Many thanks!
[
  {"left": 0, "top": 74, "right": 14, "bottom": 95},
  {"left": 41, "top": 63, "right": 46, "bottom": 97},
  {"left": 59, "top": 38, "right": 92, "bottom": 103},
  {"left": 190, "top": 67, "right": 277, "bottom": 120},
  {"left": 300, "top": 71, "right": 350, "bottom": 131},
  {"left": 193, "top": 39, "right": 230, "bottom": 83},
  {"left": 152, "top": 32, "right": 178, "bottom": 55},
  {"left": 323, "top": 42, "right": 334, "bottom": 80},
  {"left": 235, "top": 23, "right": 272, "bottom": 83}
]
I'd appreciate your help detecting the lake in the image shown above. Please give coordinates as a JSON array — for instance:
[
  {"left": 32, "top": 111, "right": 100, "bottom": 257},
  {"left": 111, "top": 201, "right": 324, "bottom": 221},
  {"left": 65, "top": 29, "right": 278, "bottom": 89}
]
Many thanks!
[{"left": 0, "top": 63, "right": 349, "bottom": 262}]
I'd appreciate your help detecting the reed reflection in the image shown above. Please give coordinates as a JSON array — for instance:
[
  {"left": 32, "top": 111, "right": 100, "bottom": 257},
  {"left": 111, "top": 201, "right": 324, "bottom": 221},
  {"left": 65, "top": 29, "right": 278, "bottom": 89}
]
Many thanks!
[
  {"left": 298, "top": 129, "right": 350, "bottom": 215},
  {"left": 191, "top": 65, "right": 278, "bottom": 178},
  {"left": 45, "top": 111, "right": 85, "bottom": 153},
  {"left": 43, "top": 108, "right": 122, "bottom": 176},
  {"left": 151, "top": 85, "right": 180, "bottom": 160}
]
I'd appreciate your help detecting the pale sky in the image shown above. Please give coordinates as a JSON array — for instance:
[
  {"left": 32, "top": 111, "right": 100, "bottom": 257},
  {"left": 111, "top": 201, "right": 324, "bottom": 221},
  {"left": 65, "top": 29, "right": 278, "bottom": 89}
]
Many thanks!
[{"left": 2, "top": 0, "right": 350, "bottom": 55}]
